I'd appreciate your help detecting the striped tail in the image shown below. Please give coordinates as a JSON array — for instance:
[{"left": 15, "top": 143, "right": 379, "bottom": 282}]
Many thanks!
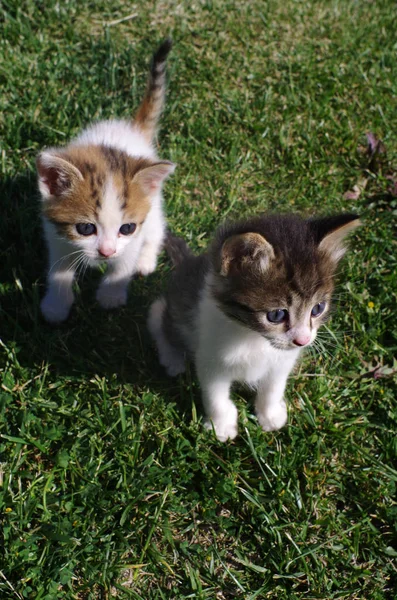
[{"left": 134, "top": 39, "right": 172, "bottom": 143}]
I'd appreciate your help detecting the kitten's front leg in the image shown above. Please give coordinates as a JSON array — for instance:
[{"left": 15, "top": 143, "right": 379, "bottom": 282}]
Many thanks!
[
  {"left": 135, "top": 239, "right": 162, "bottom": 276},
  {"left": 255, "top": 381, "right": 288, "bottom": 432},
  {"left": 135, "top": 205, "right": 165, "bottom": 276},
  {"left": 198, "top": 368, "right": 238, "bottom": 441},
  {"left": 255, "top": 362, "right": 297, "bottom": 431},
  {"left": 96, "top": 256, "right": 135, "bottom": 309},
  {"left": 41, "top": 260, "right": 76, "bottom": 323}
]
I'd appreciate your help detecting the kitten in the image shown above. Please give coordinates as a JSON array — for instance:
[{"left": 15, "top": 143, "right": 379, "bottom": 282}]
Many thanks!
[
  {"left": 148, "top": 214, "right": 360, "bottom": 441},
  {"left": 37, "top": 39, "right": 175, "bottom": 323}
]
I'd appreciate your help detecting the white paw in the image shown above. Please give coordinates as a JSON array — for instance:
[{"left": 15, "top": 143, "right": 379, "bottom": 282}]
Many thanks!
[
  {"left": 162, "top": 357, "right": 186, "bottom": 377},
  {"left": 96, "top": 285, "right": 128, "bottom": 309},
  {"left": 41, "top": 293, "right": 73, "bottom": 323},
  {"left": 204, "top": 416, "right": 238, "bottom": 442},
  {"left": 257, "top": 401, "right": 288, "bottom": 432},
  {"left": 136, "top": 254, "right": 157, "bottom": 276}
]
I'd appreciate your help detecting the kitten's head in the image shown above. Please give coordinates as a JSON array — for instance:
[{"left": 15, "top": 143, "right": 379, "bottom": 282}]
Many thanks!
[
  {"left": 211, "top": 214, "right": 360, "bottom": 350},
  {"left": 37, "top": 145, "right": 175, "bottom": 262}
]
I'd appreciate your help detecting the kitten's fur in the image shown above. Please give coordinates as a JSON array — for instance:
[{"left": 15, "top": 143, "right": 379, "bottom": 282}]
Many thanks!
[
  {"left": 37, "top": 40, "right": 175, "bottom": 323},
  {"left": 148, "top": 214, "right": 360, "bottom": 441}
]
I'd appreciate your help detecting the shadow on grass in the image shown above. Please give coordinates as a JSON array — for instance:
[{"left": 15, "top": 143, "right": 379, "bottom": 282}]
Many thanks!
[{"left": 0, "top": 171, "right": 197, "bottom": 417}]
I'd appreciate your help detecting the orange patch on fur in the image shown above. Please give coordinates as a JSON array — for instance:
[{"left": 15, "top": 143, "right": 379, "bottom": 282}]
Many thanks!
[{"left": 41, "top": 145, "right": 156, "bottom": 240}]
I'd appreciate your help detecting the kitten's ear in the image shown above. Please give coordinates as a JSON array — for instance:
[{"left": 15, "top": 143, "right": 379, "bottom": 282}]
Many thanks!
[
  {"left": 133, "top": 161, "right": 175, "bottom": 194},
  {"left": 311, "top": 214, "right": 361, "bottom": 263},
  {"left": 36, "top": 151, "right": 83, "bottom": 199},
  {"left": 220, "top": 232, "right": 275, "bottom": 276}
]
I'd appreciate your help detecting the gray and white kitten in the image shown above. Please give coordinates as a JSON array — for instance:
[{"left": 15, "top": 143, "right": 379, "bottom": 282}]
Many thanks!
[{"left": 148, "top": 214, "right": 360, "bottom": 441}]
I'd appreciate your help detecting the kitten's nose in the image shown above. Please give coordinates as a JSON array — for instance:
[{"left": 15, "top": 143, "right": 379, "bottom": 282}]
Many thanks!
[
  {"left": 293, "top": 334, "right": 311, "bottom": 347},
  {"left": 98, "top": 246, "right": 116, "bottom": 258}
]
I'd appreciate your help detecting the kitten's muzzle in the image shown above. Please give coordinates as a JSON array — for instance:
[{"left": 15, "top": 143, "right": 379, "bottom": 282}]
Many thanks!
[
  {"left": 98, "top": 247, "right": 116, "bottom": 258},
  {"left": 292, "top": 334, "right": 311, "bottom": 347}
]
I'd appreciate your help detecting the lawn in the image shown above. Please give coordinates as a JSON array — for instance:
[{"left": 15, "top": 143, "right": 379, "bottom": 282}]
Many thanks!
[{"left": 0, "top": 0, "right": 396, "bottom": 598}]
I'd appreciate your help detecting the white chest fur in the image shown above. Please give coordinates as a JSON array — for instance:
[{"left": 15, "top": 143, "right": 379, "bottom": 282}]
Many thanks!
[{"left": 197, "top": 292, "right": 300, "bottom": 386}]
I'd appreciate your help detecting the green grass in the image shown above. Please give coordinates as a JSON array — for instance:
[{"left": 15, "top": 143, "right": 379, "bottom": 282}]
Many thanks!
[{"left": 1, "top": 0, "right": 396, "bottom": 598}]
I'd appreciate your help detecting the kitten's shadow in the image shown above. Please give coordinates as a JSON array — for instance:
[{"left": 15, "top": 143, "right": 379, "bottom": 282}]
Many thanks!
[{"left": 0, "top": 171, "right": 196, "bottom": 416}]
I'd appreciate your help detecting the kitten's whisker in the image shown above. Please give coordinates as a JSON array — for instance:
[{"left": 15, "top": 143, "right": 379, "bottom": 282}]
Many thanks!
[
  {"left": 312, "top": 338, "right": 337, "bottom": 363},
  {"left": 319, "top": 326, "right": 344, "bottom": 335},
  {"left": 317, "top": 328, "right": 358, "bottom": 338},
  {"left": 68, "top": 254, "right": 87, "bottom": 277},
  {"left": 315, "top": 341, "right": 341, "bottom": 350},
  {"left": 49, "top": 250, "right": 84, "bottom": 273},
  {"left": 68, "top": 254, "right": 86, "bottom": 274},
  {"left": 78, "top": 256, "right": 90, "bottom": 278},
  {"left": 73, "top": 256, "right": 85, "bottom": 275},
  {"left": 81, "top": 256, "right": 90, "bottom": 280},
  {"left": 316, "top": 332, "right": 344, "bottom": 339},
  {"left": 321, "top": 324, "right": 342, "bottom": 343}
]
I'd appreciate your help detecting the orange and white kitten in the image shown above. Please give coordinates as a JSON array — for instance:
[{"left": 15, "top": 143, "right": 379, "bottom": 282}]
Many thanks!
[{"left": 37, "top": 40, "right": 175, "bottom": 323}]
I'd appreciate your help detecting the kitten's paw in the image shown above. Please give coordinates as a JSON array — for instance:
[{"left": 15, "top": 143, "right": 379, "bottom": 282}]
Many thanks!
[
  {"left": 41, "top": 294, "right": 73, "bottom": 323},
  {"left": 162, "top": 357, "right": 186, "bottom": 377},
  {"left": 96, "top": 285, "right": 128, "bottom": 309},
  {"left": 136, "top": 254, "right": 157, "bottom": 276},
  {"left": 257, "top": 401, "right": 288, "bottom": 432},
  {"left": 204, "top": 417, "right": 238, "bottom": 442}
]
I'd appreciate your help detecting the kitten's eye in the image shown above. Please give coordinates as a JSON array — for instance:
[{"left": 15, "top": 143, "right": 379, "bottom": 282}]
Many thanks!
[
  {"left": 119, "top": 223, "right": 136, "bottom": 236},
  {"left": 267, "top": 309, "right": 288, "bottom": 323},
  {"left": 76, "top": 223, "right": 96, "bottom": 236},
  {"left": 311, "top": 302, "right": 326, "bottom": 317}
]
